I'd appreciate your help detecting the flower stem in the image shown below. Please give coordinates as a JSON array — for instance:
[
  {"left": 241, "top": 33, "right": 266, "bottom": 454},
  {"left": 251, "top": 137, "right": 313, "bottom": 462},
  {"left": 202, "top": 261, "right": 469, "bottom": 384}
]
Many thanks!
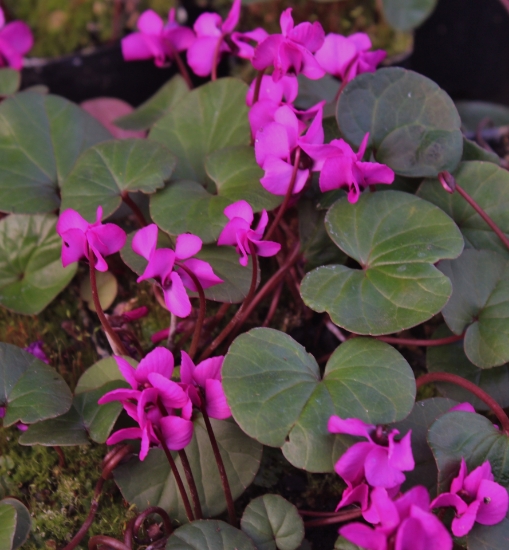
[
  {"left": 455, "top": 183, "right": 509, "bottom": 252},
  {"left": 376, "top": 333, "right": 465, "bottom": 347},
  {"left": 176, "top": 263, "right": 207, "bottom": 360},
  {"left": 252, "top": 69, "right": 265, "bottom": 105},
  {"left": 211, "top": 35, "right": 225, "bottom": 81},
  {"left": 265, "top": 147, "right": 301, "bottom": 241},
  {"left": 303, "top": 509, "right": 362, "bottom": 528},
  {"left": 178, "top": 449, "right": 203, "bottom": 520},
  {"left": 87, "top": 245, "right": 129, "bottom": 356},
  {"left": 198, "top": 244, "right": 258, "bottom": 361},
  {"left": 170, "top": 45, "right": 194, "bottom": 90},
  {"left": 199, "top": 398, "right": 237, "bottom": 526},
  {"left": 155, "top": 428, "right": 195, "bottom": 522},
  {"left": 121, "top": 192, "right": 148, "bottom": 228},
  {"left": 416, "top": 372, "right": 509, "bottom": 434}
]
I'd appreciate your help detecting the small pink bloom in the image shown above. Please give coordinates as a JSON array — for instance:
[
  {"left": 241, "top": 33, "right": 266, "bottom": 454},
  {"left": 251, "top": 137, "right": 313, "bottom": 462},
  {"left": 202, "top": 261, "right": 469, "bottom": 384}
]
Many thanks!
[
  {"left": 300, "top": 132, "right": 394, "bottom": 203},
  {"left": 187, "top": 0, "right": 240, "bottom": 77},
  {"left": 132, "top": 225, "right": 222, "bottom": 318},
  {"left": 449, "top": 402, "right": 476, "bottom": 413},
  {"left": 252, "top": 8, "right": 325, "bottom": 82},
  {"left": 0, "top": 9, "right": 33, "bottom": 70},
  {"left": 24, "top": 341, "right": 49, "bottom": 364},
  {"left": 431, "top": 458, "right": 509, "bottom": 537},
  {"left": 315, "top": 33, "right": 386, "bottom": 84},
  {"left": 217, "top": 201, "right": 281, "bottom": 266},
  {"left": 56, "top": 206, "right": 126, "bottom": 272},
  {"left": 122, "top": 9, "right": 195, "bottom": 68}
]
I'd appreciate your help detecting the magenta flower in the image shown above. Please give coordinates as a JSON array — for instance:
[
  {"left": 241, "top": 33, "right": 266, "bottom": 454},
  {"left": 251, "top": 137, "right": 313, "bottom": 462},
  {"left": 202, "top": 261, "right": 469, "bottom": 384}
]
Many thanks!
[
  {"left": 24, "top": 341, "right": 49, "bottom": 364},
  {"left": 56, "top": 207, "right": 126, "bottom": 272},
  {"left": 0, "top": 9, "right": 33, "bottom": 70},
  {"left": 300, "top": 132, "right": 394, "bottom": 203},
  {"left": 132, "top": 224, "right": 222, "bottom": 318},
  {"left": 328, "top": 416, "right": 414, "bottom": 500},
  {"left": 252, "top": 8, "right": 325, "bottom": 82},
  {"left": 180, "top": 351, "right": 231, "bottom": 420},
  {"left": 315, "top": 33, "right": 386, "bottom": 84},
  {"left": 431, "top": 458, "right": 509, "bottom": 537},
  {"left": 217, "top": 201, "right": 281, "bottom": 266},
  {"left": 187, "top": 0, "right": 240, "bottom": 77},
  {"left": 121, "top": 9, "right": 195, "bottom": 68},
  {"left": 341, "top": 486, "right": 452, "bottom": 550},
  {"left": 99, "top": 348, "right": 194, "bottom": 458}
]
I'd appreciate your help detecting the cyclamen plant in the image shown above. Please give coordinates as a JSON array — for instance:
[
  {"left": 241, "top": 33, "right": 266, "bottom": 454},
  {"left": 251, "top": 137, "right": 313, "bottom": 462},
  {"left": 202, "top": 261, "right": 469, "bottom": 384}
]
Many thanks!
[{"left": 2, "top": 2, "right": 509, "bottom": 550}]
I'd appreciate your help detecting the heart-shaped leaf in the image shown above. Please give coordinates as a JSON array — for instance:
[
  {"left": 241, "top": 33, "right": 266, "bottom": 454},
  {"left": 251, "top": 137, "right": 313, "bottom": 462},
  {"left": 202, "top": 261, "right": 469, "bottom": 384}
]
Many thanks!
[
  {"left": 115, "top": 74, "right": 190, "bottom": 131},
  {"left": 428, "top": 411, "right": 509, "bottom": 491},
  {"left": 438, "top": 249, "right": 509, "bottom": 368},
  {"left": 418, "top": 161, "right": 509, "bottom": 258},
  {"left": 166, "top": 520, "right": 257, "bottom": 550},
  {"left": 80, "top": 270, "right": 118, "bottom": 312},
  {"left": 456, "top": 101, "right": 509, "bottom": 133},
  {"left": 121, "top": 232, "right": 255, "bottom": 303},
  {"left": 0, "top": 91, "right": 111, "bottom": 214},
  {"left": 336, "top": 68, "right": 463, "bottom": 177},
  {"left": 380, "top": 0, "right": 438, "bottom": 31},
  {"left": 75, "top": 356, "right": 135, "bottom": 393},
  {"left": 223, "top": 329, "right": 415, "bottom": 472},
  {"left": 427, "top": 325, "right": 509, "bottom": 409},
  {"left": 241, "top": 494, "right": 305, "bottom": 550},
  {"left": 392, "top": 397, "right": 458, "bottom": 496},
  {"left": 462, "top": 138, "right": 500, "bottom": 164},
  {"left": 300, "top": 191, "right": 464, "bottom": 335},
  {"left": 0, "top": 498, "right": 30, "bottom": 550},
  {"left": 0, "top": 343, "right": 72, "bottom": 427},
  {"left": 114, "top": 416, "right": 262, "bottom": 523},
  {"left": 334, "top": 537, "right": 364, "bottom": 550},
  {"left": 0, "top": 69, "right": 20, "bottom": 96},
  {"left": 60, "top": 138, "right": 176, "bottom": 220},
  {"left": 0, "top": 503, "right": 16, "bottom": 550},
  {"left": 0, "top": 214, "right": 77, "bottom": 314},
  {"left": 467, "top": 512, "right": 509, "bottom": 550},
  {"left": 150, "top": 78, "right": 250, "bottom": 184}
]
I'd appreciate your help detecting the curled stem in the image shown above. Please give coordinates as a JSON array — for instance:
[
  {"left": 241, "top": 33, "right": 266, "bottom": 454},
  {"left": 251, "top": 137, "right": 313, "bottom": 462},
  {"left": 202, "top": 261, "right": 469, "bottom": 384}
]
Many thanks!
[
  {"left": 198, "top": 243, "right": 258, "bottom": 361},
  {"left": 126, "top": 506, "right": 173, "bottom": 546},
  {"left": 416, "top": 372, "right": 509, "bottom": 434},
  {"left": 176, "top": 263, "right": 207, "bottom": 360},
  {"left": 199, "top": 394, "right": 237, "bottom": 526},
  {"left": 265, "top": 147, "right": 301, "bottom": 241},
  {"left": 178, "top": 448, "right": 203, "bottom": 520},
  {"left": 376, "top": 333, "right": 464, "bottom": 347},
  {"left": 87, "top": 245, "right": 129, "bottom": 356}
]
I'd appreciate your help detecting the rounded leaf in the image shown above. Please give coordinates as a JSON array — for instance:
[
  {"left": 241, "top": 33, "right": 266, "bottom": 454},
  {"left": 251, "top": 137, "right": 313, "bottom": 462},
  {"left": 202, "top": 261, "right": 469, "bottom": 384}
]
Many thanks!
[
  {"left": 380, "top": 0, "right": 438, "bottom": 31},
  {"left": 0, "top": 69, "right": 20, "bottom": 96},
  {"left": 80, "top": 270, "right": 118, "bottom": 312},
  {"left": 166, "top": 520, "right": 257, "bottom": 550},
  {"left": 2, "top": 499, "right": 30, "bottom": 550}
]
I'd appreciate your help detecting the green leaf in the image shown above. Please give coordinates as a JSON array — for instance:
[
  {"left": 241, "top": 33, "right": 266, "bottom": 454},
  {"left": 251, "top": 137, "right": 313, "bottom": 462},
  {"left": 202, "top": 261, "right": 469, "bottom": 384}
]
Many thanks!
[
  {"left": 462, "top": 138, "right": 500, "bottom": 164},
  {"left": 61, "top": 139, "right": 176, "bottom": 220},
  {"left": 223, "top": 329, "right": 415, "bottom": 472},
  {"left": 427, "top": 325, "right": 509, "bottom": 410},
  {"left": 428, "top": 411, "right": 509, "bottom": 491},
  {"left": 334, "top": 537, "right": 364, "bottom": 550},
  {"left": 392, "top": 397, "right": 458, "bottom": 496},
  {"left": 0, "top": 502, "right": 16, "bottom": 550},
  {"left": 19, "top": 380, "right": 128, "bottom": 445},
  {"left": 296, "top": 75, "right": 338, "bottom": 116},
  {"left": 121, "top": 232, "right": 255, "bottom": 303},
  {"left": 336, "top": 68, "right": 463, "bottom": 177},
  {"left": 381, "top": 0, "right": 438, "bottom": 31},
  {"left": 468, "top": 512, "right": 509, "bottom": 550},
  {"left": 114, "top": 416, "right": 262, "bottom": 523},
  {"left": 0, "top": 69, "right": 20, "bottom": 96},
  {"left": 0, "top": 214, "right": 77, "bottom": 314},
  {"left": 0, "top": 92, "right": 111, "bottom": 214},
  {"left": 241, "top": 494, "right": 305, "bottom": 550},
  {"left": 75, "top": 356, "right": 135, "bottom": 394},
  {"left": 80, "top": 270, "right": 118, "bottom": 312},
  {"left": 418, "top": 161, "right": 509, "bottom": 258},
  {"left": 1, "top": 499, "right": 30, "bottom": 550},
  {"left": 456, "top": 101, "right": 509, "bottom": 133},
  {"left": 166, "top": 520, "right": 257, "bottom": 550},
  {"left": 300, "top": 191, "right": 464, "bottom": 335},
  {"left": 150, "top": 78, "right": 250, "bottom": 185},
  {"left": 0, "top": 342, "right": 72, "bottom": 427},
  {"left": 438, "top": 249, "right": 509, "bottom": 368},
  {"left": 115, "top": 75, "right": 190, "bottom": 131}
]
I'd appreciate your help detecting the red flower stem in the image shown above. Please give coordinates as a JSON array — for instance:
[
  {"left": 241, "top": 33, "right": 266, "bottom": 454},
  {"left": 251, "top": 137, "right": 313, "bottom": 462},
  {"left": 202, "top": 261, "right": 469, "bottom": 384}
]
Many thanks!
[
  {"left": 334, "top": 79, "right": 348, "bottom": 103},
  {"left": 88, "top": 536, "right": 131, "bottom": 550},
  {"left": 121, "top": 192, "right": 148, "bottom": 227},
  {"left": 154, "top": 428, "right": 195, "bottom": 522},
  {"left": 198, "top": 243, "right": 258, "bottom": 361},
  {"left": 376, "top": 333, "right": 465, "bottom": 347},
  {"left": 299, "top": 510, "right": 351, "bottom": 517},
  {"left": 262, "top": 282, "right": 283, "bottom": 327},
  {"left": 63, "top": 446, "right": 132, "bottom": 550},
  {"left": 176, "top": 263, "right": 207, "bottom": 361},
  {"left": 265, "top": 147, "right": 301, "bottom": 241},
  {"left": 165, "top": 40, "right": 194, "bottom": 90},
  {"left": 416, "top": 372, "right": 509, "bottom": 434},
  {"left": 226, "top": 242, "right": 301, "bottom": 346},
  {"left": 54, "top": 445, "right": 65, "bottom": 467},
  {"left": 252, "top": 69, "right": 265, "bottom": 105},
  {"left": 126, "top": 506, "right": 173, "bottom": 545},
  {"left": 211, "top": 35, "right": 225, "bottom": 81},
  {"left": 199, "top": 395, "right": 237, "bottom": 526},
  {"left": 304, "top": 509, "right": 362, "bottom": 528},
  {"left": 87, "top": 245, "right": 129, "bottom": 356},
  {"left": 455, "top": 183, "right": 509, "bottom": 252},
  {"left": 178, "top": 448, "right": 203, "bottom": 520}
]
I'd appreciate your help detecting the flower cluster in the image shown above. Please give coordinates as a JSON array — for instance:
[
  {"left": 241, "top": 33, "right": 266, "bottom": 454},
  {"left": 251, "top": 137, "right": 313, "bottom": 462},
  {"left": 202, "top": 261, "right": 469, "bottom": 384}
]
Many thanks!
[{"left": 99, "top": 347, "right": 231, "bottom": 459}]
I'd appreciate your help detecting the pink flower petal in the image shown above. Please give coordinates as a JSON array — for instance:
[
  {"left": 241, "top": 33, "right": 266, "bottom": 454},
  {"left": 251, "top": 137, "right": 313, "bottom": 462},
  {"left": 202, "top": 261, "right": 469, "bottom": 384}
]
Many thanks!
[
  {"left": 339, "top": 523, "right": 387, "bottom": 550},
  {"left": 315, "top": 33, "right": 357, "bottom": 78},
  {"left": 388, "top": 430, "right": 414, "bottom": 471},
  {"left": 114, "top": 356, "right": 138, "bottom": 389},
  {"left": 404, "top": 506, "right": 453, "bottom": 550},
  {"left": 148, "top": 373, "right": 189, "bottom": 408},
  {"left": 248, "top": 99, "right": 279, "bottom": 137},
  {"left": 205, "top": 378, "right": 231, "bottom": 419},
  {"left": 89, "top": 223, "right": 127, "bottom": 257},
  {"left": 335, "top": 441, "right": 373, "bottom": 485},
  {"left": 159, "top": 415, "right": 194, "bottom": 450},
  {"left": 136, "top": 346, "right": 175, "bottom": 382},
  {"left": 360, "top": 161, "right": 395, "bottom": 185},
  {"left": 475, "top": 479, "right": 509, "bottom": 525},
  {"left": 252, "top": 34, "right": 283, "bottom": 71},
  {"left": 255, "top": 121, "right": 292, "bottom": 167},
  {"left": 218, "top": 217, "right": 248, "bottom": 247},
  {"left": 97, "top": 388, "right": 140, "bottom": 404},
  {"left": 327, "top": 416, "right": 375, "bottom": 438},
  {"left": 449, "top": 402, "right": 476, "bottom": 413},
  {"left": 164, "top": 26, "right": 196, "bottom": 53},
  {"left": 139, "top": 424, "right": 151, "bottom": 460},
  {"left": 250, "top": 236, "right": 281, "bottom": 258},
  {"left": 336, "top": 483, "right": 369, "bottom": 511},
  {"left": 431, "top": 493, "right": 469, "bottom": 515},
  {"left": 364, "top": 487, "right": 399, "bottom": 530},
  {"left": 180, "top": 351, "right": 195, "bottom": 385},
  {"left": 132, "top": 224, "right": 158, "bottom": 261},
  {"left": 319, "top": 155, "right": 356, "bottom": 193},
  {"left": 163, "top": 272, "right": 192, "bottom": 318},
  {"left": 178, "top": 259, "right": 223, "bottom": 290},
  {"left": 451, "top": 500, "right": 481, "bottom": 537},
  {"left": 0, "top": 21, "right": 33, "bottom": 56},
  {"left": 187, "top": 36, "right": 221, "bottom": 77},
  {"left": 137, "top": 10, "right": 164, "bottom": 34},
  {"left": 60, "top": 228, "right": 87, "bottom": 267},
  {"left": 464, "top": 461, "right": 494, "bottom": 495},
  {"left": 106, "top": 427, "right": 142, "bottom": 445},
  {"left": 57, "top": 209, "right": 90, "bottom": 234},
  {"left": 194, "top": 12, "right": 222, "bottom": 37},
  {"left": 194, "top": 356, "right": 224, "bottom": 386},
  {"left": 280, "top": 8, "right": 294, "bottom": 36},
  {"left": 137, "top": 248, "right": 175, "bottom": 285},
  {"left": 288, "top": 21, "right": 324, "bottom": 52},
  {"left": 364, "top": 446, "right": 406, "bottom": 488},
  {"left": 450, "top": 459, "right": 468, "bottom": 494},
  {"left": 175, "top": 233, "right": 202, "bottom": 260},
  {"left": 121, "top": 33, "right": 160, "bottom": 62},
  {"left": 259, "top": 157, "right": 308, "bottom": 196},
  {"left": 222, "top": 0, "right": 241, "bottom": 34},
  {"left": 223, "top": 200, "right": 253, "bottom": 224}
]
